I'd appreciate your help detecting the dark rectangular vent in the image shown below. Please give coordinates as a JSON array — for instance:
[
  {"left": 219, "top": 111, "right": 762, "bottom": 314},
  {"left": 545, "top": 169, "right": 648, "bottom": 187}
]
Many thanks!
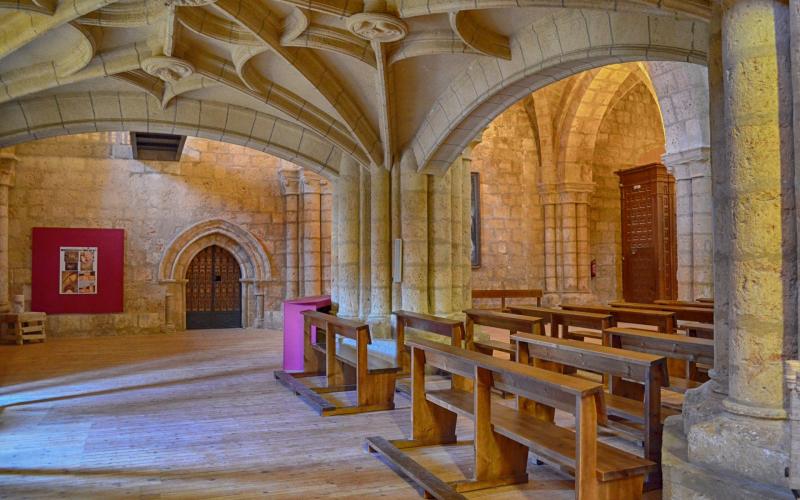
[{"left": 130, "top": 132, "right": 186, "bottom": 161}]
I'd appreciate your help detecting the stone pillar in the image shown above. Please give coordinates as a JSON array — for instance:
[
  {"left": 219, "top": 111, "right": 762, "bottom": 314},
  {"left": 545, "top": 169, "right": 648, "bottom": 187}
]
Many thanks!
[
  {"left": 721, "top": 0, "right": 792, "bottom": 422},
  {"left": 664, "top": 148, "right": 713, "bottom": 302},
  {"left": 301, "top": 172, "right": 322, "bottom": 296},
  {"left": 0, "top": 154, "right": 15, "bottom": 313},
  {"left": 428, "top": 168, "right": 453, "bottom": 315},
  {"left": 335, "top": 155, "right": 361, "bottom": 318},
  {"left": 665, "top": 2, "right": 795, "bottom": 496},
  {"left": 391, "top": 160, "right": 402, "bottom": 311},
  {"left": 279, "top": 165, "right": 301, "bottom": 300},
  {"left": 359, "top": 166, "right": 371, "bottom": 319},
  {"left": 369, "top": 165, "right": 392, "bottom": 328},
  {"left": 461, "top": 143, "right": 478, "bottom": 310},
  {"left": 164, "top": 292, "right": 175, "bottom": 329},
  {"left": 255, "top": 291, "right": 265, "bottom": 328},
  {"left": 539, "top": 187, "right": 559, "bottom": 303},
  {"left": 450, "top": 157, "right": 464, "bottom": 313},
  {"left": 320, "top": 179, "right": 332, "bottom": 295},
  {"left": 399, "top": 151, "right": 428, "bottom": 313}
]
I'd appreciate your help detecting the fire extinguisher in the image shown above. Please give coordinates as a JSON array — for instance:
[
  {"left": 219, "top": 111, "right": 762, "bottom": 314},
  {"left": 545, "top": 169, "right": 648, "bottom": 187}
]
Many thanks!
[{"left": 590, "top": 258, "right": 597, "bottom": 278}]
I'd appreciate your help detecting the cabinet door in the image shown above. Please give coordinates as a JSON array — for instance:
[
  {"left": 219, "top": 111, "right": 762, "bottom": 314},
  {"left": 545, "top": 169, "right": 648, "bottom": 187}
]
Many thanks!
[{"left": 621, "top": 181, "right": 658, "bottom": 303}]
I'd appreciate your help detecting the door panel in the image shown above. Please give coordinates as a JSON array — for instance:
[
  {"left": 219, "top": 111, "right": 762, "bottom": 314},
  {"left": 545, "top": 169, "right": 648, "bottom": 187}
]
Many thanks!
[{"left": 186, "top": 246, "right": 242, "bottom": 329}]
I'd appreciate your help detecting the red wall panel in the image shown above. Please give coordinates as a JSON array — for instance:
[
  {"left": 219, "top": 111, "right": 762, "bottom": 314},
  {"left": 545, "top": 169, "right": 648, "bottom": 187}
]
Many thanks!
[{"left": 31, "top": 228, "right": 125, "bottom": 314}]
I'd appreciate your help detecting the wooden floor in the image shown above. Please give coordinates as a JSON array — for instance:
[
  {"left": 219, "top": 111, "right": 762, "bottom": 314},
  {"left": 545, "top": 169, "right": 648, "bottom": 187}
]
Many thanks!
[{"left": 0, "top": 329, "right": 659, "bottom": 499}]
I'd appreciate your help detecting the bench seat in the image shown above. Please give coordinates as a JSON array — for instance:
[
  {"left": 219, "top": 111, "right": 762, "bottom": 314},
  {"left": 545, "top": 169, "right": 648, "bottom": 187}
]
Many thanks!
[
  {"left": 320, "top": 338, "right": 400, "bottom": 374},
  {"left": 427, "top": 388, "right": 654, "bottom": 482}
]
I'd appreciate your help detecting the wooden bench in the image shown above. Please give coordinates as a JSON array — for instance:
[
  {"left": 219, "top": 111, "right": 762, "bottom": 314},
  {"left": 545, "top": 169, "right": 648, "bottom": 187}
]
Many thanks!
[
  {"left": 654, "top": 299, "right": 713, "bottom": 309},
  {"left": 603, "top": 327, "right": 714, "bottom": 394},
  {"left": 471, "top": 288, "right": 542, "bottom": 310},
  {"left": 680, "top": 320, "right": 714, "bottom": 340},
  {"left": 366, "top": 337, "right": 654, "bottom": 499},
  {"left": 463, "top": 309, "right": 544, "bottom": 359},
  {"left": 695, "top": 297, "right": 714, "bottom": 304},
  {"left": 0, "top": 312, "right": 46, "bottom": 345},
  {"left": 561, "top": 303, "right": 676, "bottom": 333},
  {"left": 393, "top": 310, "right": 469, "bottom": 392},
  {"left": 273, "top": 310, "right": 401, "bottom": 416},
  {"left": 512, "top": 333, "right": 669, "bottom": 490},
  {"left": 609, "top": 301, "right": 713, "bottom": 324},
  {"left": 507, "top": 305, "right": 612, "bottom": 341}
]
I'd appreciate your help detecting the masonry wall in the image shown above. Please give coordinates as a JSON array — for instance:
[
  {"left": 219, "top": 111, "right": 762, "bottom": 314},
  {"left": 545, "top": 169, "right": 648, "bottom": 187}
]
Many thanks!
[
  {"left": 590, "top": 83, "right": 667, "bottom": 302},
  {"left": 8, "top": 132, "right": 331, "bottom": 337},
  {"left": 470, "top": 101, "right": 545, "bottom": 292}
]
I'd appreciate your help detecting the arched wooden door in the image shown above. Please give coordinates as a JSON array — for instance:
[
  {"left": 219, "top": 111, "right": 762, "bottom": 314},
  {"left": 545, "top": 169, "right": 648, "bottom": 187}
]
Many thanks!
[{"left": 185, "top": 245, "right": 242, "bottom": 329}]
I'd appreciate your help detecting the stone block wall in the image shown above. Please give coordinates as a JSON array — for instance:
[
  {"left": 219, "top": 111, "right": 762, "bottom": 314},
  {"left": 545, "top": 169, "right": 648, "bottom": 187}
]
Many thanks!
[
  {"left": 7, "top": 132, "right": 331, "bottom": 336},
  {"left": 590, "top": 83, "right": 666, "bottom": 302},
  {"left": 470, "top": 101, "right": 544, "bottom": 291}
]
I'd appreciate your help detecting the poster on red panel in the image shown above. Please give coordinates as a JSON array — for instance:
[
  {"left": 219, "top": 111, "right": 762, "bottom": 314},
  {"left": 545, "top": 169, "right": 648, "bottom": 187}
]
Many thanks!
[{"left": 32, "top": 228, "right": 124, "bottom": 314}]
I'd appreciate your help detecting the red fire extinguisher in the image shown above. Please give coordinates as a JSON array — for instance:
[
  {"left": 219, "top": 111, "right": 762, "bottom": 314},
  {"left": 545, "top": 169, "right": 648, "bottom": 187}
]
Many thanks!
[{"left": 590, "top": 258, "right": 597, "bottom": 278}]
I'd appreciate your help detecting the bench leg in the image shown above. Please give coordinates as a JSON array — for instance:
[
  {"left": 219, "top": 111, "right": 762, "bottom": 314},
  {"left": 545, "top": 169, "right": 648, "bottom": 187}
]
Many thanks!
[{"left": 357, "top": 372, "right": 397, "bottom": 409}]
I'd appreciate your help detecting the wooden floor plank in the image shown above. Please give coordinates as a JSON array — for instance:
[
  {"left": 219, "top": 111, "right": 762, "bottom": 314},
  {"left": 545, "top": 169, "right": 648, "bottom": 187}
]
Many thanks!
[{"left": 0, "top": 328, "right": 661, "bottom": 498}]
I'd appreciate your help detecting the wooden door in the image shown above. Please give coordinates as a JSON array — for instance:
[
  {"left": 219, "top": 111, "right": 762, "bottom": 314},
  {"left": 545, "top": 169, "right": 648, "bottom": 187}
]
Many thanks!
[
  {"left": 185, "top": 246, "right": 242, "bottom": 329},
  {"left": 618, "top": 164, "right": 678, "bottom": 303}
]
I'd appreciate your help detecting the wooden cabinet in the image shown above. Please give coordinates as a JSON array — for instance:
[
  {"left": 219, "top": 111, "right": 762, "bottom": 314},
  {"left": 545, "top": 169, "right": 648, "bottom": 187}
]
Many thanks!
[{"left": 617, "top": 163, "right": 678, "bottom": 303}]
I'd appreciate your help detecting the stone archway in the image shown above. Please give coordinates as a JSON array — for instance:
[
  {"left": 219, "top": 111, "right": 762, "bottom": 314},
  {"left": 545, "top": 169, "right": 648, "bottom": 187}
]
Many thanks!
[{"left": 158, "top": 219, "right": 272, "bottom": 330}]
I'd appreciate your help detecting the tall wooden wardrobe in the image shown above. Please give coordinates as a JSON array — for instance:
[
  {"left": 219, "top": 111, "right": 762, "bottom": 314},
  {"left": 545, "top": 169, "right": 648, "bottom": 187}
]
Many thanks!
[{"left": 616, "top": 163, "right": 678, "bottom": 303}]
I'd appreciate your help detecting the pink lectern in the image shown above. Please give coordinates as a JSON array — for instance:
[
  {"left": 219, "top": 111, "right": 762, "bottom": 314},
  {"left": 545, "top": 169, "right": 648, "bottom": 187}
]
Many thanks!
[{"left": 282, "top": 295, "right": 331, "bottom": 372}]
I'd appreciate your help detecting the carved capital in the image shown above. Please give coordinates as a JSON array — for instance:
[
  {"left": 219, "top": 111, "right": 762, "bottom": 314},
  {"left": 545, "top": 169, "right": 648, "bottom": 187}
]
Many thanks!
[
  {"left": 142, "top": 56, "right": 195, "bottom": 83},
  {"left": 347, "top": 13, "right": 407, "bottom": 42},
  {"left": 279, "top": 166, "right": 302, "bottom": 196},
  {"left": 0, "top": 153, "right": 18, "bottom": 188},
  {"left": 301, "top": 171, "right": 322, "bottom": 194}
]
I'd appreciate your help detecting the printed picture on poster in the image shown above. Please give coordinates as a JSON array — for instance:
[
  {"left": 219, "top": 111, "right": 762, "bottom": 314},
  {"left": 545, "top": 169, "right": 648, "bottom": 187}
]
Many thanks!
[{"left": 60, "top": 247, "right": 97, "bottom": 294}]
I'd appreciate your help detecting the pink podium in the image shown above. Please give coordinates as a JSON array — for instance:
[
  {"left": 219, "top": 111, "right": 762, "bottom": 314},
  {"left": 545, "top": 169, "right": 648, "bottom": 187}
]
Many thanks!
[{"left": 282, "top": 295, "right": 331, "bottom": 372}]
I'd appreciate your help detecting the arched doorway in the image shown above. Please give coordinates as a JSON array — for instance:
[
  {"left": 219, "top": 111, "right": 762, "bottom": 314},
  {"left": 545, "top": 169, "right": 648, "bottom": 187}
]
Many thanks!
[{"left": 185, "top": 245, "right": 242, "bottom": 330}]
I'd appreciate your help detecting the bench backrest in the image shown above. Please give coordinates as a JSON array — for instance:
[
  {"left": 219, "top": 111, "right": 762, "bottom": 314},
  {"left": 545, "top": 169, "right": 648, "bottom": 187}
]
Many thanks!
[
  {"left": 392, "top": 310, "right": 465, "bottom": 370},
  {"left": 471, "top": 289, "right": 543, "bottom": 309},
  {"left": 609, "top": 301, "right": 713, "bottom": 323},
  {"left": 561, "top": 303, "right": 676, "bottom": 333},
  {"left": 302, "top": 310, "right": 374, "bottom": 377},
  {"left": 463, "top": 308, "right": 543, "bottom": 334},
  {"left": 409, "top": 336, "right": 606, "bottom": 419},
  {"left": 655, "top": 299, "right": 713, "bottom": 309},
  {"left": 508, "top": 305, "right": 613, "bottom": 335},
  {"left": 511, "top": 333, "right": 668, "bottom": 384},
  {"left": 603, "top": 327, "right": 714, "bottom": 366}
]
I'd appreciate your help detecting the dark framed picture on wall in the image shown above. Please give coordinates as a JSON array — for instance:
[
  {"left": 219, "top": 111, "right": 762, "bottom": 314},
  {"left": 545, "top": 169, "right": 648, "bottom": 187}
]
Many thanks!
[{"left": 471, "top": 172, "right": 481, "bottom": 268}]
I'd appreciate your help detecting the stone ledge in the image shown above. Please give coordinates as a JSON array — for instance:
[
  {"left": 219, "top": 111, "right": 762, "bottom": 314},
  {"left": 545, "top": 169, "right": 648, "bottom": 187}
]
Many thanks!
[{"left": 662, "top": 417, "right": 794, "bottom": 500}]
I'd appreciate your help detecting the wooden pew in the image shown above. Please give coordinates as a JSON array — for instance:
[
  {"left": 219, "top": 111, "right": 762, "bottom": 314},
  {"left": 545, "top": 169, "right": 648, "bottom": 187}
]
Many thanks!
[
  {"left": 471, "top": 288, "right": 542, "bottom": 309},
  {"left": 696, "top": 297, "right": 714, "bottom": 304},
  {"left": 506, "top": 305, "right": 612, "bottom": 341},
  {"left": 273, "top": 310, "right": 401, "bottom": 416},
  {"left": 654, "top": 299, "right": 713, "bottom": 309},
  {"left": 366, "top": 337, "right": 654, "bottom": 499},
  {"left": 393, "top": 310, "right": 469, "bottom": 392},
  {"left": 603, "top": 327, "right": 714, "bottom": 394},
  {"left": 681, "top": 321, "right": 714, "bottom": 340},
  {"left": 609, "top": 301, "right": 713, "bottom": 324},
  {"left": 463, "top": 309, "right": 544, "bottom": 359},
  {"left": 512, "top": 333, "right": 669, "bottom": 490},
  {"left": 561, "top": 303, "right": 676, "bottom": 333}
]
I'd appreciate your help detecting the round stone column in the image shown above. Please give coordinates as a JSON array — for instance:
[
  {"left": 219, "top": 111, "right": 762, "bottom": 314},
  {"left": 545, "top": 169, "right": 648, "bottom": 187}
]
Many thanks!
[
  {"left": 301, "top": 172, "right": 322, "bottom": 296},
  {"left": 0, "top": 154, "right": 16, "bottom": 313},
  {"left": 335, "top": 155, "right": 361, "bottom": 318},
  {"left": 450, "top": 157, "right": 464, "bottom": 313},
  {"left": 721, "top": 0, "right": 792, "bottom": 419},
  {"left": 399, "top": 151, "right": 428, "bottom": 313},
  {"left": 369, "top": 165, "right": 391, "bottom": 324},
  {"left": 428, "top": 168, "right": 453, "bottom": 315},
  {"left": 278, "top": 165, "right": 301, "bottom": 299}
]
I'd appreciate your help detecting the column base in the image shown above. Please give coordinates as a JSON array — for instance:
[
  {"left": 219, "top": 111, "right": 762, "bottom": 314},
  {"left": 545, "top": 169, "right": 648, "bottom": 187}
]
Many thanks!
[{"left": 663, "top": 417, "right": 794, "bottom": 500}]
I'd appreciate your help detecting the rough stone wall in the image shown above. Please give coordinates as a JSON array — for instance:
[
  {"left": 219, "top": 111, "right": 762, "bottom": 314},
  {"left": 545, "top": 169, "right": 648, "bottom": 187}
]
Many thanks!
[
  {"left": 590, "top": 83, "right": 666, "bottom": 302},
  {"left": 470, "top": 101, "right": 544, "bottom": 291},
  {"left": 8, "top": 132, "right": 331, "bottom": 336}
]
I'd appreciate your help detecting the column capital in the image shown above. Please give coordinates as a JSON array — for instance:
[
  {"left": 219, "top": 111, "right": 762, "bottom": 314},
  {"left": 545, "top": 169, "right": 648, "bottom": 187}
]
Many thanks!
[
  {"left": 663, "top": 146, "right": 711, "bottom": 180},
  {"left": 278, "top": 165, "right": 302, "bottom": 195},
  {"left": 0, "top": 153, "right": 17, "bottom": 187},
  {"left": 461, "top": 128, "right": 486, "bottom": 160},
  {"left": 301, "top": 171, "right": 322, "bottom": 194}
]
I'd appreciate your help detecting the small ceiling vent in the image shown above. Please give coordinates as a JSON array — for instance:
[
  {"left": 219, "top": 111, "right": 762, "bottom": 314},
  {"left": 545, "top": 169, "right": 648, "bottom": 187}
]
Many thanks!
[{"left": 130, "top": 132, "right": 186, "bottom": 161}]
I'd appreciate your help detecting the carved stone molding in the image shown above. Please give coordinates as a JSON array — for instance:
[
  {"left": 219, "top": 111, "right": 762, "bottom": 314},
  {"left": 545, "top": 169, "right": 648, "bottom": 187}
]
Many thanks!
[
  {"left": 142, "top": 56, "right": 195, "bottom": 83},
  {"left": 279, "top": 166, "right": 302, "bottom": 196},
  {"left": 346, "top": 13, "right": 407, "bottom": 42}
]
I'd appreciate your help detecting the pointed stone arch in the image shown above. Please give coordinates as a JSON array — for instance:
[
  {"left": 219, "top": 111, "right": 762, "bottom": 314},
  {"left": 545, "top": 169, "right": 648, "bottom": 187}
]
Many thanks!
[{"left": 158, "top": 219, "right": 272, "bottom": 330}]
